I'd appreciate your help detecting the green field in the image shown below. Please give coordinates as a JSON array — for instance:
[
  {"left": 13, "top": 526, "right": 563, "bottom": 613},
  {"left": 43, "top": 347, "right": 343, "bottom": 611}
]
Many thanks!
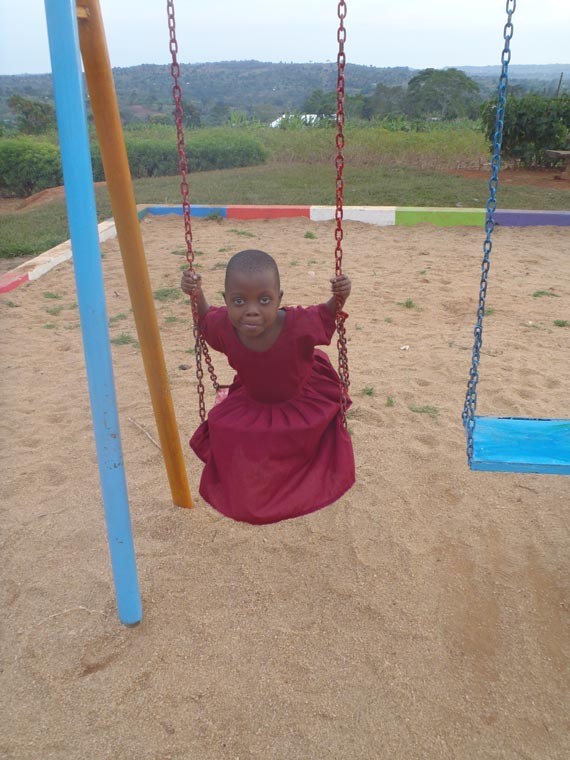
[{"left": 1, "top": 124, "right": 569, "bottom": 259}]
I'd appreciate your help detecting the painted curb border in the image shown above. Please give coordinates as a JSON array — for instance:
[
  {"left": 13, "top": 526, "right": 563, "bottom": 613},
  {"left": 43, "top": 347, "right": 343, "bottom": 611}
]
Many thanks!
[{"left": 2, "top": 204, "right": 569, "bottom": 295}]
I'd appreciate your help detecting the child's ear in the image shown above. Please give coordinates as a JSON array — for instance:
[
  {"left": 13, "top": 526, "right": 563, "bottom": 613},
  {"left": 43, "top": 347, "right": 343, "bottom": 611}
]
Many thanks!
[{"left": 222, "top": 291, "right": 228, "bottom": 304}]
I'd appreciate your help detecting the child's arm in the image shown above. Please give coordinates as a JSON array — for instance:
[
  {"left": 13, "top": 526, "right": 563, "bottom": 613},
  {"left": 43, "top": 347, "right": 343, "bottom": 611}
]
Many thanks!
[
  {"left": 325, "top": 274, "right": 351, "bottom": 314},
  {"left": 181, "top": 269, "right": 210, "bottom": 318}
]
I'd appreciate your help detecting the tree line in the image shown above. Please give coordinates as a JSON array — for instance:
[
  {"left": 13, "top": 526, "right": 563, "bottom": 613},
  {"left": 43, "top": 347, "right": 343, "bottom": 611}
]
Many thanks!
[{"left": 3, "top": 67, "right": 569, "bottom": 169}]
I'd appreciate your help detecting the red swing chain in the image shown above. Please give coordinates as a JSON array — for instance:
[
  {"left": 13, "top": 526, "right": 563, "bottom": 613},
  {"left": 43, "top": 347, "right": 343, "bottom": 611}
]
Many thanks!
[
  {"left": 167, "top": 0, "right": 220, "bottom": 423},
  {"left": 334, "top": 0, "right": 350, "bottom": 426}
]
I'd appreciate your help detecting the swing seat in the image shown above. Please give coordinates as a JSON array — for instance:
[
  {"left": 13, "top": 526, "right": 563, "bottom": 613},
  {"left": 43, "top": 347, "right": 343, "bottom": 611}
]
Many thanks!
[{"left": 470, "top": 416, "right": 570, "bottom": 475}]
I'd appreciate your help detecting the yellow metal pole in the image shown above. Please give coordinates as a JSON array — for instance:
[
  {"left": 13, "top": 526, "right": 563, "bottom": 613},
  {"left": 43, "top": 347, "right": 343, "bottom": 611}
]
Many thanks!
[{"left": 76, "top": 0, "right": 193, "bottom": 508}]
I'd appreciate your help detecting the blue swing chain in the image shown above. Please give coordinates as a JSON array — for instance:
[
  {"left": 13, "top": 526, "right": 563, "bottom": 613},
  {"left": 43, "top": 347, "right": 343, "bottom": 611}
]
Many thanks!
[{"left": 462, "top": 0, "right": 516, "bottom": 464}]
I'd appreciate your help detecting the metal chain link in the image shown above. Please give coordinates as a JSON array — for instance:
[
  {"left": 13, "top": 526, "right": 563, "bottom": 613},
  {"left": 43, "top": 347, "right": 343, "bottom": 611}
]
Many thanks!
[
  {"left": 334, "top": 0, "right": 350, "bottom": 426},
  {"left": 462, "top": 0, "right": 516, "bottom": 463},
  {"left": 167, "top": 0, "right": 219, "bottom": 422}
]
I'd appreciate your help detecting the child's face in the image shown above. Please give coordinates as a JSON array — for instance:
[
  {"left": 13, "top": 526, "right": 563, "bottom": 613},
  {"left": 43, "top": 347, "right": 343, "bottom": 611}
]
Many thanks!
[{"left": 224, "top": 269, "right": 283, "bottom": 341}]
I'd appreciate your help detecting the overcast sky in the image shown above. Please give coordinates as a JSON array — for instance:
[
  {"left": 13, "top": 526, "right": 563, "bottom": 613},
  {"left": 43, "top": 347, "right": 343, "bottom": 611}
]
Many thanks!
[{"left": 0, "top": 0, "right": 568, "bottom": 76}]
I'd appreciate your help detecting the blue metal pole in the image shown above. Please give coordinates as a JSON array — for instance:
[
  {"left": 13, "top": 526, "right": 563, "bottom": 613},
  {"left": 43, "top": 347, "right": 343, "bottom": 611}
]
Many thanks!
[{"left": 44, "top": 0, "right": 142, "bottom": 625}]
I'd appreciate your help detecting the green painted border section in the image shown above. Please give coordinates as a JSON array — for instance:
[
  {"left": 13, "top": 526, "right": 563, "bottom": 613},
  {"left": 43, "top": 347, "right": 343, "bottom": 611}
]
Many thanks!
[{"left": 396, "top": 207, "right": 486, "bottom": 227}]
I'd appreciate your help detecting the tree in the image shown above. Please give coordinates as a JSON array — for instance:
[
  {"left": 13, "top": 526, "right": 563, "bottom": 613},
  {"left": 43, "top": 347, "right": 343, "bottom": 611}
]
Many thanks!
[
  {"left": 404, "top": 68, "right": 480, "bottom": 120},
  {"left": 207, "top": 102, "right": 230, "bottom": 126},
  {"left": 362, "top": 83, "right": 406, "bottom": 120},
  {"left": 8, "top": 94, "right": 56, "bottom": 134},
  {"left": 181, "top": 99, "right": 202, "bottom": 128},
  {"left": 302, "top": 89, "right": 336, "bottom": 116}
]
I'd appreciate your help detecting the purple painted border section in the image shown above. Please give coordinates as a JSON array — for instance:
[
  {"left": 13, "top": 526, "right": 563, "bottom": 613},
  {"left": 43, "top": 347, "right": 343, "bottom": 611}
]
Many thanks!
[{"left": 495, "top": 210, "right": 570, "bottom": 227}]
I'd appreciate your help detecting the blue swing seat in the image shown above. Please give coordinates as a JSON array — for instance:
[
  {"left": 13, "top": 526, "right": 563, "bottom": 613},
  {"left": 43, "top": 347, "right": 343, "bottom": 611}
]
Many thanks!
[{"left": 470, "top": 416, "right": 570, "bottom": 475}]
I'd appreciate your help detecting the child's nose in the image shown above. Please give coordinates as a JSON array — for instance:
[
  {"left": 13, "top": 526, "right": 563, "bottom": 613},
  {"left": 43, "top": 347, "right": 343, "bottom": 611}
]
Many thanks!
[{"left": 245, "top": 301, "right": 260, "bottom": 315}]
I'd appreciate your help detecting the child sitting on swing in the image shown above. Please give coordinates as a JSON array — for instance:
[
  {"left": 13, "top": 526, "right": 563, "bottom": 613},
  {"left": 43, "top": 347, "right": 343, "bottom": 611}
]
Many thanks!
[{"left": 181, "top": 248, "right": 355, "bottom": 525}]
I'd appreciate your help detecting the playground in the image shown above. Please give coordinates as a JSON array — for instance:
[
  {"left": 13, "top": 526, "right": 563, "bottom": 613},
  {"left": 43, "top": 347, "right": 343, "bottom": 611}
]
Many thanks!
[
  {"left": 1, "top": 0, "right": 569, "bottom": 755},
  {"left": 1, "top": 215, "right": 569, "bottom": 758}
]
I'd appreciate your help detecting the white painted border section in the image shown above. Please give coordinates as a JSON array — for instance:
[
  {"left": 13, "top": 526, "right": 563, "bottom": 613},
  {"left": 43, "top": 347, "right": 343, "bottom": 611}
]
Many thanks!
[
  {"left": 310, "top": 205, "right": 396, "bottom": 225},
  {"left": 7, "top": 219, "right": 117, "bottom": 282}
]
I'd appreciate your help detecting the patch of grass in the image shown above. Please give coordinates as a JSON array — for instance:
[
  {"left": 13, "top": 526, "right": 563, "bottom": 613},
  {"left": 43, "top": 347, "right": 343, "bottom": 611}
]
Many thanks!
[
  {"left": 553, "top": 319, "right": 569, "bottom": 327},
  {"left": 533, "top": 290, "right": 559, "bottom": 298},
  {"left": 45, "top": 305, "right": 63, "bottom": 316},
  {"left": 308, "top": 259, "right": 318, "bottom": 265},
  {"left": 109, "top": 313, "right": 128, "bottom": 324},
  {"left": 205, "top": 211, "right": 223, "bottom": 222},
  {"left": 384, "top": 317, "right": 393, "bottom": 323},
  {"left": 398, "top": 298, "right": 417, "bottom": 309},
  {"left": 218, "top": 247, "right": 230, "bottom": 252},
  {"left": 153, "top": 287, "right": 181, "bottom": 302},
  {"left": 229, "top": 228, "right": 255, "bottom": 237},
  {"left": 5, "top": 300, "right": 19, "bottom": 308},
  {"left": 484, "top": 307, "right": 495, "bottom": 316},
  {"left": 43, "top": 291, "right": 62, "bottom": 299},
  {"left": 409, "top": 404, "right": 439, "bottom": 418},
  {"left": 111, "top": 332, "right": 139, "bottom": 346},
  {"left": 304, "top": 231, "right": 317, "bottom": 239},
  {"left": 170, "top": 249, "right": 187, "bottom": 256},
  {"left": 212, "top": 262, "right": 227, "bottom": 270},
  {"left": 386, "top": 396, "right": 395, "bottom": 407},
  {"left": 43, "top": 322, "right": 56, "bottom": 329},
  {"left": 165, "top": 315, "right": 179, "bottom": 323},
  {"left": 0, "top": 192, "right": 112, "bottom": 259},
  {"left": 290, "top": 260, "right": 299, "bottom": 266},
  {"left": 362, "top": 386, "right": 375, "bottom": 397}
]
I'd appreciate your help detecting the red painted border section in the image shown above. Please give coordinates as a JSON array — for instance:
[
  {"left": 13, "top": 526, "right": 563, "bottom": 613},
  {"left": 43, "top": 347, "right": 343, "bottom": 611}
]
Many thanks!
[
  {"left": 226, "top": 205, "right": 310, "bottom": 220},
  {"left": 0, "top": 270, "right": 30, "bottom": 294}
]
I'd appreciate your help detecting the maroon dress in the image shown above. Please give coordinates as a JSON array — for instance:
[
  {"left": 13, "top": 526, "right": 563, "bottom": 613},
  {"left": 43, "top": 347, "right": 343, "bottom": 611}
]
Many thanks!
[{"left": 190, "top": 303, "right": 355, "bottom": 525}]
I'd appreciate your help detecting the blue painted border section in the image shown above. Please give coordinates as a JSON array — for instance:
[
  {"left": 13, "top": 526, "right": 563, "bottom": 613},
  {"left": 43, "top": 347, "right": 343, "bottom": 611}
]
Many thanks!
[
  {"left": 471, "top": 416, "right": 570, "bottom": 475},
  {"left": 495, "top": 210, "right": 570, "bottom": 227},
  {"left": 45, "top": 0, "right": 142, "bottom": 625},
  {"left": 143, "top": 205, "right": 227, "bottom": 218}
]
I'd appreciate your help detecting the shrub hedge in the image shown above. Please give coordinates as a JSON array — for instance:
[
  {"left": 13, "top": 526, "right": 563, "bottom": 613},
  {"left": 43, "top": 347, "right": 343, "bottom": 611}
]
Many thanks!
[
  {"left": 1, "top": 131, "right": 268, "bottom": 197},
  {"left": 0, "top": 138, "right": 63, "bottom": 197},
  {"left": 481, "top": 93, "right": 570, "bottom": 167}
]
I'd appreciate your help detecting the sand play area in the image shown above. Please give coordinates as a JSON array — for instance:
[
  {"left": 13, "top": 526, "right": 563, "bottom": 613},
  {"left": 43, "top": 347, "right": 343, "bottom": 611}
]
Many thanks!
[{"left": 1, "top": 215, "right": 569, "bottom": 759}]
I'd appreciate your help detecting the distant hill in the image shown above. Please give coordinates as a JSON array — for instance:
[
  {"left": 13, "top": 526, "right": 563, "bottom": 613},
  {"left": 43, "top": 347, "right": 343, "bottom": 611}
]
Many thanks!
[{"left": 1, "top": 61, "right": 568, "bottom": 126}]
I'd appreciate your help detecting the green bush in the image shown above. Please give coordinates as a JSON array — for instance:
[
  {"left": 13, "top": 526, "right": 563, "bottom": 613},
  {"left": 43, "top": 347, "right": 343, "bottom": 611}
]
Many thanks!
[
  {"left": 91, "top": 132, "right": 267, "bottom": 180},
  {"left": 0, "top": 130, "right": 267, "bottom": 196},
  {"left": 481, "top": 93, "right": 570, "bottom": 167},
  {"left": 0, "top": 137, "right": 62, "bottom": 196}
]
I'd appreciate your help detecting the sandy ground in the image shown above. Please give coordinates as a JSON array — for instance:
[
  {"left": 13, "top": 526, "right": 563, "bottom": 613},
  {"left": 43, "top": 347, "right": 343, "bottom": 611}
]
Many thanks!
[{"left": 1, "top": 216, "right": 569, "bottom": 760}]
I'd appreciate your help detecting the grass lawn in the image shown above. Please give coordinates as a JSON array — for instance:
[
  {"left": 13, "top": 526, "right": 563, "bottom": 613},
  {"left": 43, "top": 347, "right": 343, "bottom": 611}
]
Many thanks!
[{"left": 1, "top": 162, "right": 569, "bottom": 259}]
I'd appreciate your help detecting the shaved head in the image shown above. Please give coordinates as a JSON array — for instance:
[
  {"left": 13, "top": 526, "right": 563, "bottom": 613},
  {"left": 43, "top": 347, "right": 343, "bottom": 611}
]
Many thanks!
[{"left": 225, "top": 249, "right": 280, "bottom": 290}]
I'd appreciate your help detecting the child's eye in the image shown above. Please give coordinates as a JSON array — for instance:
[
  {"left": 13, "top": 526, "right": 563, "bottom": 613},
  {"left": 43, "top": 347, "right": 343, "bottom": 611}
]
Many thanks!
[
  {"left": 260, "top": 297, "right": 271, "bottom": 305},
  {"left": 233, "top": 298, "right": 244, "bottom": 306}
]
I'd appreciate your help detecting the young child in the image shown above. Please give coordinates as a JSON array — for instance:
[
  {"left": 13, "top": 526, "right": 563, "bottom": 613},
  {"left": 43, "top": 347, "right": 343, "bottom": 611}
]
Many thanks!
[{"left": 181, "top": 248, "right": 355, "bottom": 525}]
